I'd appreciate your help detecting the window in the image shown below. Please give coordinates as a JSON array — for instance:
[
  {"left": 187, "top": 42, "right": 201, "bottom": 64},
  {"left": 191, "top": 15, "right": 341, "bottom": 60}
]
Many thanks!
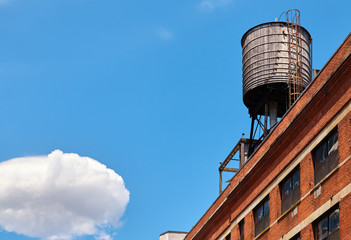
[
  {"left": 225, "top": 233, "right": 231, "bottom": 240},
  {"left": 314, "top": 129, "right": 338, "bottom": 183},
  {"left": 290, "top": 233, "right": 301, "bottom": 240},
  {"left": 280, "top": 166, "right": 300, "bottom": 214},
  {"left": 314, "top": 207, "right": 339, "bottom": 240},
  {"left": 239, "top": 219, "right": 244, "bottom": 240},
  {"left": 254, "top": 197, "right": 269, "bottom": 237}
]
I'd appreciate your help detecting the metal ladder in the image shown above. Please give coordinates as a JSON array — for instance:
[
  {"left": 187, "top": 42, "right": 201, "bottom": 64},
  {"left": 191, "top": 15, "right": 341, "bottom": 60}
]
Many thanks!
[{"left": 286, "top": 9, "right": 303, "bottom": 107}]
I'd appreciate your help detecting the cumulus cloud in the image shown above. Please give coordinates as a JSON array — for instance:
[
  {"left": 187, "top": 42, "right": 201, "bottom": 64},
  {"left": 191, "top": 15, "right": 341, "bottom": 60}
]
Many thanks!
[
  {"left": 156, "top": 28, "right": 173, "bottom": 40},
  {"left": 96, "top": 231, "right": 113, "bottom": 240},
  {"left": 197, "top": 0, "right": 233, "bottom": 12},
  {"left": 0, "top": 150, "right": 130, "bottom": 240}
]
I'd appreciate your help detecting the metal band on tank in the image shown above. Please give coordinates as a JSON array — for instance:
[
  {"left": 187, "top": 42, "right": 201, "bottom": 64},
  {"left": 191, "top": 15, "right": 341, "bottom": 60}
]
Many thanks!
[{"left": 241, "top": 21, "right": 312, "bottom": 99}]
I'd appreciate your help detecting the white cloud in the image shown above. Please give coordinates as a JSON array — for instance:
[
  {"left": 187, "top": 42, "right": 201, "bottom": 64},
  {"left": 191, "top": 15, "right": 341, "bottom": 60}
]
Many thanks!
[
  {"left": 96, "top": 231, "right": 112, "bottom": 240},
  {"left": 156, "top": 28, "right": 173, "bottom": 40},
  {"left": 0, "top": 150, "right": 130, "bottom": 240},
  {"left": 197, "top": 0, "right": 233, "bottom": 12}
]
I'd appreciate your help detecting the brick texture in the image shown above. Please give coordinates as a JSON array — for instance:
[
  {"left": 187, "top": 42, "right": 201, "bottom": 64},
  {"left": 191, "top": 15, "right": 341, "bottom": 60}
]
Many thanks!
[{"left": 184, "top": 34, "right": 351, "bottom": 240}]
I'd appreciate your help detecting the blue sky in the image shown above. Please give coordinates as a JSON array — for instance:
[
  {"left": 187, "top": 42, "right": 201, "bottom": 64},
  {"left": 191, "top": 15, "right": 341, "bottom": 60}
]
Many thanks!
[{"left": 0, "top": 0, "right": 350, "bottom": 240}]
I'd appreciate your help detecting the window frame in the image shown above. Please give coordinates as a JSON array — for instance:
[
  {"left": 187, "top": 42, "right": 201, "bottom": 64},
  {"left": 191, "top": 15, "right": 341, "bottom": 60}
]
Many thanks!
[
  {"left": 280, "top": 166, "right": 301, "bottom": 214},
  {"left": 314, "top": 206, "right": 339, "bottom": 240},
  {"left": 290, "top": 233, "right": 301, "bottom": 240},
  {"left": 254, "top": 196, "right": 270, "bottom": 237},
  {"left": 239, "top": 219, "right": 244, "bottom": 240},
  {"left": 313, "top": 128, "right": 339, "bottom": 184}
]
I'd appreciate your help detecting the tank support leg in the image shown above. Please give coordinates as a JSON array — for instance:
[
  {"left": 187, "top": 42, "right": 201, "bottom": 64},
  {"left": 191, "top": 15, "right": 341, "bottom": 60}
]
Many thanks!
[{"left": 264, "top": 102, "right": 269, "bottom": 137}]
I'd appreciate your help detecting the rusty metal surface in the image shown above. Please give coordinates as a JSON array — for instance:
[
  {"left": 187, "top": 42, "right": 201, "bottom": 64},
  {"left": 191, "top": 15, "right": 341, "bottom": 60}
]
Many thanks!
[
  {"left": 286, "top": 9, "right": 303, "bottom": 107},
  {"left": 219, "top": 138, "right": 249, "bottom": 171},
  {"left": 218, "top": 138, "right": 250, "bottom": 194}
]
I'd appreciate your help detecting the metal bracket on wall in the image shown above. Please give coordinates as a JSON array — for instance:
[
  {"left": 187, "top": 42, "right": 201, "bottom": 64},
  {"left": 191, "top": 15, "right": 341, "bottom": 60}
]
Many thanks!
[{"left": 218, "top": 138, "right": 253, "bottom": 194}]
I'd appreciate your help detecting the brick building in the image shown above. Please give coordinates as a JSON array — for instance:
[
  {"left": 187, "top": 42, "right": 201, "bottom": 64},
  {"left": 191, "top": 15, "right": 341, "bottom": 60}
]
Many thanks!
[
  {"left": 184, "top": 33, "right": 351, "bottom": 240},
  {"left": 160, "top": 231, "right": 188, "bottom": 240}
]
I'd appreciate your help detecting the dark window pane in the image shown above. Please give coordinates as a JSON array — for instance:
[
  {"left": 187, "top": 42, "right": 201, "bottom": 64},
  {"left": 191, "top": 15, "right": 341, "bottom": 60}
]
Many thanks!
[
  {"left": 327, "top": 132, "right": 338, "bottom": 156},
  {"left": 314, "top": 129, "right": 339, "bottom": 184},
  {"left": 317, "top": 216, "right": 328, "bottom": 240},
  {"left": 315, "top": 207, "right": 340, "bottom": 240},
  {"left": 283, "top": 178, "right": 292, "bottom": 198},
  {"left": 329, "top": 209, "right": 339, "bottom": 234},
  {"left": 281, "top": 167, "right": 300, "bottom": 214},
  {"left": 263, "top": 199, "right": 269, "bottom": 216},
  {"left": 293, "top": 169, "right": 300, "bottom": 189},
  {"left": 316, "top": 144, "right": 327, "bottom": 167},
  {"left": 257, "top": 206, "right": 263, "bottom": 223},
  {"left": 239, "top": 220, "right": 244, "bottom": 240},
  {"left": 254, "top": 198, "right": 269, "bottom": 237},
  {"left": 290, "top": 234, "right": 301, "bottom": 240}
]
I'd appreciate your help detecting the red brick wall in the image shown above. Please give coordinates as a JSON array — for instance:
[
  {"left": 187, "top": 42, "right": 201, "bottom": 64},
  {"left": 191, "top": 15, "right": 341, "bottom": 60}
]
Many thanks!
[
  {"left": 185, "top": 34, "right": 351, "bottom": 240},
  {"left": 340, "top": 194, "right": 351, "bottom": 239}
]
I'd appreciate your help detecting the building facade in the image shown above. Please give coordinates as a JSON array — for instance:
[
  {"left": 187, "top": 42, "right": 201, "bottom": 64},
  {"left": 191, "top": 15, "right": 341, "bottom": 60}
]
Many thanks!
[
  {"left": 160, "top": 231, "right": 188, "bottom": 240},
  {"left": 184, "top": 34, "right": 351, "bottom": 240}
]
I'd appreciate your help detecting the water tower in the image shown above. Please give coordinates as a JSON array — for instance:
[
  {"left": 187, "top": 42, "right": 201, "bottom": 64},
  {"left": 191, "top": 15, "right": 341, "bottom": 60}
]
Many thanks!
[
  {"left": 241, "top": 9, "right": 312, "bottom": 154},
  {"left": 218, "top": 10, "right": 312, "bottom": 194}
]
